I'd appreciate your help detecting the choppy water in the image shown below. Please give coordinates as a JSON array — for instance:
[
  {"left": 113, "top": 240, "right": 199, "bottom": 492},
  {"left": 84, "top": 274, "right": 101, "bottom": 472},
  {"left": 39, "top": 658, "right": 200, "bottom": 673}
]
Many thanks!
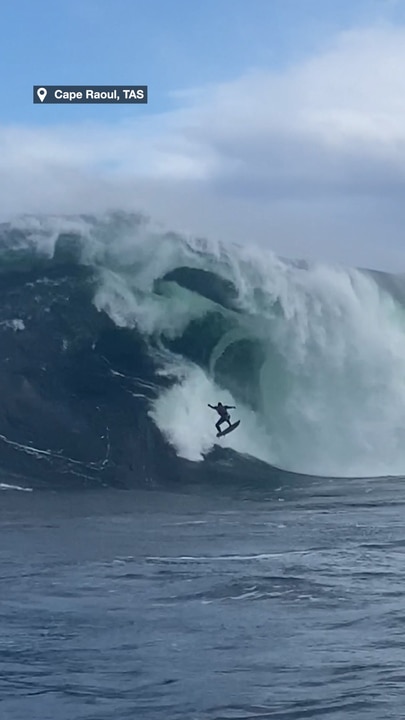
[{"left": 2, "top": 476, "right": 405, "bottom": 720}]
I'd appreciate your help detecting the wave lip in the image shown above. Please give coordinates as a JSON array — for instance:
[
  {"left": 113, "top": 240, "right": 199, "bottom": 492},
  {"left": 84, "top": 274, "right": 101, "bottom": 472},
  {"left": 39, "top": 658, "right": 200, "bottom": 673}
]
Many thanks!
[{"left": 1, "top": 211, "right": 405, "bottom": 486}]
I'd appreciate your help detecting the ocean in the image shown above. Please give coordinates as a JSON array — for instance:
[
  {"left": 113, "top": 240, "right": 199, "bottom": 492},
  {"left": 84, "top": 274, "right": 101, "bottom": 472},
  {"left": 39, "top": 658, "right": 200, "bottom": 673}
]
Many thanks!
[{"left": 1, "top": 211, "right": 405, "bottom": 719}]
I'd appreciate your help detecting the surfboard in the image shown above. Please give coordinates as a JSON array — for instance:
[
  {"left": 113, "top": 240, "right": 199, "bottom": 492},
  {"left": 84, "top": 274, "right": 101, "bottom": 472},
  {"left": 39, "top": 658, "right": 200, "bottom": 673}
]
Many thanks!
[{"left": 217, "top": 420, "right": 240, "bottom": 438}]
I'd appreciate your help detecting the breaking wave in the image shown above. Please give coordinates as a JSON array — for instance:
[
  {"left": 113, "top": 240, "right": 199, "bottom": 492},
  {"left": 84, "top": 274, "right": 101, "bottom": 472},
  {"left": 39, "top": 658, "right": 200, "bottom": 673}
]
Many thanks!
[{"left": 1, "top": 210, "right": 405, "bottom": 487}]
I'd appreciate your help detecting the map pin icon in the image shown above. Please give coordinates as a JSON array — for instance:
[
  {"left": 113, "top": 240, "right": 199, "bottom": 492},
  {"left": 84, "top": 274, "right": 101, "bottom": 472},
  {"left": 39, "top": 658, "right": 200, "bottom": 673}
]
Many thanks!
[{"left": 37, "top": 87, "right": 47, "bottom": 102}]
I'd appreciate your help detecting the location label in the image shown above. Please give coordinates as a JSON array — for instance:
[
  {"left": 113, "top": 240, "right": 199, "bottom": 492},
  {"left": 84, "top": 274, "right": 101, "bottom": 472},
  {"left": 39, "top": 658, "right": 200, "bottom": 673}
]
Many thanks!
[{"left": 33, "top": 85, "right": 148, "bottom": 104}]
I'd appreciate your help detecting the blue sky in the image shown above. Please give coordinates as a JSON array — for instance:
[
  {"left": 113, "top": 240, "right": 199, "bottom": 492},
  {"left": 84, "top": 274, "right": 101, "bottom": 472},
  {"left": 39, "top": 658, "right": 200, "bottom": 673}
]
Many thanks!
[
  {"left": 2, "top": 0, "right": 405, "bottom": 270},
  {"left": 3, "top": 0, "right": 404, "bottom": 124}
]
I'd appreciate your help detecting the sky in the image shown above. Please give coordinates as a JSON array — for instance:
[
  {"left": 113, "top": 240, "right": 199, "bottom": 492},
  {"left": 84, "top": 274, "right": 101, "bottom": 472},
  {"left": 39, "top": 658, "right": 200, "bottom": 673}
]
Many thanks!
[{"left": 2, "top": 0, "right": 405, "bottom": 270}]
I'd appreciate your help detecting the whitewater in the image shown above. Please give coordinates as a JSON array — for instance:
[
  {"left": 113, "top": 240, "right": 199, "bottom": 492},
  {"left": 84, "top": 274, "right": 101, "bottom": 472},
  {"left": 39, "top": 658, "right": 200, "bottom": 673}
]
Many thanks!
[
  {"left": 3, "top": 211, "right": 405, "bottom": 720},
  {"left": 2, "top": 211, "right": 405, "bottom": 479}
]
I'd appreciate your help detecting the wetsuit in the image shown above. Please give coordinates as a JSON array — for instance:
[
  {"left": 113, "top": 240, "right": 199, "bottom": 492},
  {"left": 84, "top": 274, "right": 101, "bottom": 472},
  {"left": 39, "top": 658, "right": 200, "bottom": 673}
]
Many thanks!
[{"left": 208, "top": 403, "right": 235, "bottom": 433}]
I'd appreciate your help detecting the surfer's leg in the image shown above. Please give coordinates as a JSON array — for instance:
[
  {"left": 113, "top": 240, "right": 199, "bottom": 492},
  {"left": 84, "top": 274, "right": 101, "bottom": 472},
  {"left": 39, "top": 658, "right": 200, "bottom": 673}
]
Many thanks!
[{"left": 216, "top": 417, "right": 228, "bottom": 432}]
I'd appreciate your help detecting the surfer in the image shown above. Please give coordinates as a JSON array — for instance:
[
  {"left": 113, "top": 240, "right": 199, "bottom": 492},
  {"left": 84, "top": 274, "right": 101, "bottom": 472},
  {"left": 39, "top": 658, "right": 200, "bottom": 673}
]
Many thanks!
[{"left": 208, "top": 402, "right": 236, "bottom": 434}]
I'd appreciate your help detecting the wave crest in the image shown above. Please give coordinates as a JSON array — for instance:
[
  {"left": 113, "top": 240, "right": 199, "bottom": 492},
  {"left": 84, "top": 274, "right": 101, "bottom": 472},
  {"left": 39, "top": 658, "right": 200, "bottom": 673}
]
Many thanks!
[{"left": 1, "top": 211, "right": 405, "bottom": 482}]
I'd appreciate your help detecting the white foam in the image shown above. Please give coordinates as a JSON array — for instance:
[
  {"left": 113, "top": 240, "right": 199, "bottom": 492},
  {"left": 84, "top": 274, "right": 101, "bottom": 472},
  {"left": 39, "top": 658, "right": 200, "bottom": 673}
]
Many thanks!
[
  {"left": 149, "top": 362, "right": 273, "bottom": 463},
  {"left": 5, "top": 212, "right": 405, "bottom": 477},
  {"left": 0, "top": 318, "right": 25, "bottom": 331},
  {"left": 0, "top": 483, "right": 33, "bottom": 492}
]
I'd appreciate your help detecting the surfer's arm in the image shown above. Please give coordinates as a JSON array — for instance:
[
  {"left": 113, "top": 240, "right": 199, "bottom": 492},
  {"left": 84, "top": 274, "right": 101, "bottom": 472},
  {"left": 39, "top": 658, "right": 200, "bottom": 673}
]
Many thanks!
[
  {"left": 207, "top": 404, "right": 216, "bottom": 409},
  {"left": 225, "top": 405, "right": 235, "bottom": 409}
]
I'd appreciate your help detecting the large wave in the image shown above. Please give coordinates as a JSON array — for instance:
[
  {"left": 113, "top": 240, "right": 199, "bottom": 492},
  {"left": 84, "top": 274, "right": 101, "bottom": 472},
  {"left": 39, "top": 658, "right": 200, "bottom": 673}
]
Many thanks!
[{"left": 1, "top": 210, "right": 405, "bottom": 487}]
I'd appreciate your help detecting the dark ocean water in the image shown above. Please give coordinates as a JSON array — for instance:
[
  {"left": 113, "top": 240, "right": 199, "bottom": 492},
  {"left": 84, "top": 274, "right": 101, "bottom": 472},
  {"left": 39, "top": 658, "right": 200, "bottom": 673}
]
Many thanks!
[
  {"left": 2, "top": 213, "right": 405, "bottom": 718},
  {"left": 2, "top": 477, "right": 405, "bottom": 720}
]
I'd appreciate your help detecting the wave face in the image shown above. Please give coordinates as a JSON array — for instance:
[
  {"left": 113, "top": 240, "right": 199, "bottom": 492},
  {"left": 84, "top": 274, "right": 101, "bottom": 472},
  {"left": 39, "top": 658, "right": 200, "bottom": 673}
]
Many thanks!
[{"left": 1, "top": 211, "right": 405, "bottom": 487}]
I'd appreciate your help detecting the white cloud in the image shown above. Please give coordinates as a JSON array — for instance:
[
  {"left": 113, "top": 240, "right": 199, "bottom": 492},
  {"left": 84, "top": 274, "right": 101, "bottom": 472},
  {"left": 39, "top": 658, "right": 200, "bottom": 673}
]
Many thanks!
[{"left": 2, "top": 24, "right": 405, "bottom": 270}]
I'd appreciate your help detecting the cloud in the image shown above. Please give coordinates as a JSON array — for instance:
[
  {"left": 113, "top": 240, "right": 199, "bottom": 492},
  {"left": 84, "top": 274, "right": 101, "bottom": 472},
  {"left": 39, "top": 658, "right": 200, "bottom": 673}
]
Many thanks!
[{"left": 2, "top": 24, "right": 405, "bottom": 270}]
